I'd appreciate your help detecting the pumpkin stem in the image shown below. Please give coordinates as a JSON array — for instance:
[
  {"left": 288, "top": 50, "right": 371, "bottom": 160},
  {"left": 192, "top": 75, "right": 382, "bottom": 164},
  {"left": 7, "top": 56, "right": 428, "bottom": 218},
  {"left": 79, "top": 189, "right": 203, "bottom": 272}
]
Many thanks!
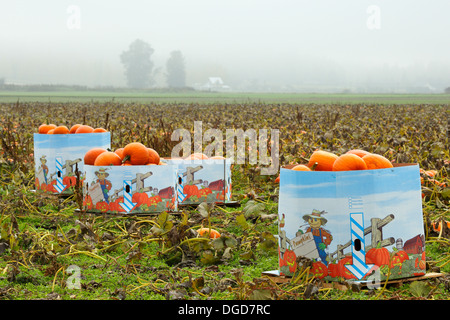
[
  {"left": 122, "top": 154, "right": 130, "bottom": 164},
  {"left": 311, "top": 162, "right": 319, "bottom": 171}
]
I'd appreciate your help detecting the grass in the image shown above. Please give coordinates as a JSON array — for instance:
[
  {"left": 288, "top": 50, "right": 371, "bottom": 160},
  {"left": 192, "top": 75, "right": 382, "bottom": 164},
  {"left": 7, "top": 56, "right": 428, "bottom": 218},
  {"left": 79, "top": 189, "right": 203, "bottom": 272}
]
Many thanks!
[{"left": 1, "top": 90, "right": 450, "bottom": 104}]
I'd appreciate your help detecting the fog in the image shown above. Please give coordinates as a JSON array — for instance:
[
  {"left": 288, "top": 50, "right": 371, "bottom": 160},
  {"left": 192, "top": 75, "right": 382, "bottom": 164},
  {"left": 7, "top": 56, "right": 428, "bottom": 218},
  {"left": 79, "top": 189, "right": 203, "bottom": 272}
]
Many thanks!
[{"left": 1, "top": 0, "right": 449, "bottom": 93}]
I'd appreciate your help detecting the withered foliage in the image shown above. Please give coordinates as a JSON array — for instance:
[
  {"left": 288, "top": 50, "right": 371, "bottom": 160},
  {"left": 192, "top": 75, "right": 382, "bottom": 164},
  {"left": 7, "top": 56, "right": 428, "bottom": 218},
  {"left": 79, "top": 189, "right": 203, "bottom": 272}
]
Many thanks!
[{"left": 0, "top": 101, "right": 448, "bottom": 300}]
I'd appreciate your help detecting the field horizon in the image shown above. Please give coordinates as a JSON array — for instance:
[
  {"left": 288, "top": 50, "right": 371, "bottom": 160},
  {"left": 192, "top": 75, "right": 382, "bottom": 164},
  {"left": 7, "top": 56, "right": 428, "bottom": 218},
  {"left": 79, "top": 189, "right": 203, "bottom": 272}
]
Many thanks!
[{"left": 1, "top": 90, "right": 450, "bottom": 104}]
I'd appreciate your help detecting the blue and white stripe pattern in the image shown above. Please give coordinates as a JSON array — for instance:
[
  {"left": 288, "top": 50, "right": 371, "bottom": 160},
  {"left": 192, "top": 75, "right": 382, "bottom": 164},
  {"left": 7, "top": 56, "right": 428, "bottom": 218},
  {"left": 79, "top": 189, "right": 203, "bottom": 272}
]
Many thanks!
[
  {"left": 345, "top": 212, "right": 375, "bottom": 280},
  {"left": 54, "top": 156, "right": 66, "bottom": 193},
  {"left": 119, "top": 179, "right": 137, "bottom": 213},
  {"left": 177, "top": 173, "right": 186, "bottom": 203}
]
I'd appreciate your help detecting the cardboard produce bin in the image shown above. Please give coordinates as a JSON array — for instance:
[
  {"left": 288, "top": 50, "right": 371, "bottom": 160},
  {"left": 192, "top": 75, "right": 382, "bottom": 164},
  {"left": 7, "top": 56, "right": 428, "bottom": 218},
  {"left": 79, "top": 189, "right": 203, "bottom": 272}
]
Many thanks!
[
  {"left": 277, "top": 163, "right": 426, "bottom": 283},
  {"left": 162, "top": 158, "right": 232, "bottom": 206},
  {"left": 82, "top": 164, "right": 178, "bottom": 214},
  {"left": 33, "top": 132, "right": 111, "bottom": 195}
]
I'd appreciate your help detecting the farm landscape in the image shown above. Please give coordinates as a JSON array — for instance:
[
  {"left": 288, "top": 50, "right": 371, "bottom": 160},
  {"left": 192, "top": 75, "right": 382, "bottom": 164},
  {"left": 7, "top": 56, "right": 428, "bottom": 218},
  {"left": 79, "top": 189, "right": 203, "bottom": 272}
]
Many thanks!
[{"left": 0, "top": 94, "right": 449, "bottom": 301}]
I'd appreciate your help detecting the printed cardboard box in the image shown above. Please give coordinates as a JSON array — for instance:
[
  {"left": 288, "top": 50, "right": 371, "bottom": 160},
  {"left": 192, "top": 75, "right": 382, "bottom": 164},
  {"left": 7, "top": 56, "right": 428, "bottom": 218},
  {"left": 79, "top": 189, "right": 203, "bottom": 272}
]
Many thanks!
[
  {"left": 34, "top": 132, "right": 111, "bottom": 195},
  {"left": 278, "top": 163, "right": 426, "bottom": 283},
  {"left": 82, "top": 164, "right": 177, "bottom": 214},
  {"left": 162, "top": 158, "right": 232, "bottom": 206}
]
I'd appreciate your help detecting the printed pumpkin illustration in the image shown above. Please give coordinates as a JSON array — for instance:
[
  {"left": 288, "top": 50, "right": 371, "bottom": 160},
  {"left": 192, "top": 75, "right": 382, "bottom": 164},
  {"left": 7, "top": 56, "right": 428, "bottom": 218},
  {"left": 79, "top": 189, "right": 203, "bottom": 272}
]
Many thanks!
[
  {"left": 311, "top": 261, "right": 328, "bottom": 279},
  {"left": 132, "top": 192, "right": 149, "bottom": 207},
  {"left": 327, "top": 262, "right": 339, "bottom": 278},
  {"left": 83, "top": 195, "right": 93, "bottom": 210},
  {"left": 95, "top": 201, "right": 109, "bottom": 213},
  {"left": 365, "top": 245, "right": 391, "bottom": 266},
  {"left": 183, "top": 184, "right": 199, "bottom": 198},
  {"left": 198, "top": 187, "right": 212, "bottom": 199},
  {"left": 337, "top": 256, "right": 357, "bottom": 280},
  {"left": 283, "top": 250, "right": 297, "bottom": 273}
]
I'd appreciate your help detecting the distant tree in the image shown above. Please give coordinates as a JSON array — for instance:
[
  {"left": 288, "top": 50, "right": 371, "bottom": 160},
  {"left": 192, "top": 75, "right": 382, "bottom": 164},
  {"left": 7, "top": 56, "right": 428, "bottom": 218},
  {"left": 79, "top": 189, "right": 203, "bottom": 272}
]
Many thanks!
[
  {"left": 120, "top": 39, "right": 155, "bottom": 89},
  {"left": 445, "top": 87, "right": 450, "bottom": 94},
  {"left": 166, "top": 50, "right": 186, "bottom": 88}
]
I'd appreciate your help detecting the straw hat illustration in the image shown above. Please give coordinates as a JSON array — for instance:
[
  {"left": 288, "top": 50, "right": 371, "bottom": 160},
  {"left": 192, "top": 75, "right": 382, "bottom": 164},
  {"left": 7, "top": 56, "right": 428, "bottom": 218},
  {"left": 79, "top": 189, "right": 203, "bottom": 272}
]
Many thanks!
[
  {"left": 95, "top": 168, "right": 109, "bottom": 177},
  {"left": 302, "top": 209, "right": 328, "bottom": 224},
  {"left": 40, "top": 155, "right": 47, "bottom": 162}
]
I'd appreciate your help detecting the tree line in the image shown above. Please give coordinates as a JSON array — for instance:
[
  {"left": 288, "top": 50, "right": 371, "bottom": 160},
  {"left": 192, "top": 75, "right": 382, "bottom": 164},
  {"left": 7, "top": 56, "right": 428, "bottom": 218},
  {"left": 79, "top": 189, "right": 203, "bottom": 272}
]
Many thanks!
[{"left": 120, "top": 39, "right": 186, "bottom": 89}]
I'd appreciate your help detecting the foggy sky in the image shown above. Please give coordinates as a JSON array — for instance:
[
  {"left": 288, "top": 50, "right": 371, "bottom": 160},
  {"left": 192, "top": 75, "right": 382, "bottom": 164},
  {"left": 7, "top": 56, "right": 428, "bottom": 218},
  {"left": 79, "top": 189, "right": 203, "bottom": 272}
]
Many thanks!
[{"left": 1, "top": 1, "right": 449, "bottom": 92}]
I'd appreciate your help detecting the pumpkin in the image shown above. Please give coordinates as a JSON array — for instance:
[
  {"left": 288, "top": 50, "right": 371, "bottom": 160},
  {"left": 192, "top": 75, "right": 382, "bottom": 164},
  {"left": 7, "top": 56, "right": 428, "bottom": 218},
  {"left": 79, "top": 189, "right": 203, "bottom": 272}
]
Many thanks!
[
  {"left": 311, "top": 261, "right": 328, "bottom": 279},
  {"left": 132, "top": 192, "right": 149, "bottom": 207},
  {"left": 278, "top": 248, "right": 286, "bottom": 268},
  {"left": 147, "top": 195, "right": 162, "bottom": 206},
  {"left": 197, "top": 227, "right": 221, "bottom": 239},
  {"left": 337, "top": 256, "right": 356, "bottom": 279},
  {"left": 332, "top": 153, "right": 368, "bottom": 171},
  {"left": 362, "top": 153, "right": 393, "bottom": 170},
  {"left": 345, "top": 149, "right": 371, "bottom": 158},
  {"left": 216, "top": 190, "right": 225, "bottom": 201},
  {"left": 122, "top": 142, "right": 149, "bottom": 165},
  {"left": 327, "top": 262, "right": 339, "bottom": 278},
  {"left": 63, "top": 175, "right": 77, "bottom": 187},
  {"left": 389, "top": 255, "right": 403, "bottom": 269},
  {"left": 283, "top": 250, "right": 297, "bottom": 273},
  {"left": 183, "top": 184, "right": 199, "bottom": 198},
  {"left": 395, "top": 250, "right": 409, "bottom": 262},
  {"left": 274, "top": 175, "right": 280, "bottom": 183},
  {"left": 365, "top": 245, "right": 391, "bottom": 266},
  {"left": 415, "top": 252, "right": 426, "bottom": 270},
  {"left": 291, "top": 164, "right": 311, "bottom": 171},
  {"left": 307, "top": 150, "right": 338, "bottom": 171},
  {"left": 83, "top": 195, "right": 93, "bottom": 210},
  {"left": 198, "top": 188, "right": 212, "bottom": 198},
  {"left": 95, "top": 201, "right": 109, "bottom": 213},
  {"left": 47, "top": 181, "right": 57, "bottom": 193}
]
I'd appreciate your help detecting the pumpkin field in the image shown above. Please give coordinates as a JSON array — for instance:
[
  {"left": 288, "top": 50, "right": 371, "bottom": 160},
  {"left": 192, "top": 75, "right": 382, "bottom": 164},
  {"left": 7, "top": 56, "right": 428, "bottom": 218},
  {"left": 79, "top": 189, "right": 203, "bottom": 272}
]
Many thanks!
[{"left": 0, "top": 99, "right": 449, "bottom": 301}]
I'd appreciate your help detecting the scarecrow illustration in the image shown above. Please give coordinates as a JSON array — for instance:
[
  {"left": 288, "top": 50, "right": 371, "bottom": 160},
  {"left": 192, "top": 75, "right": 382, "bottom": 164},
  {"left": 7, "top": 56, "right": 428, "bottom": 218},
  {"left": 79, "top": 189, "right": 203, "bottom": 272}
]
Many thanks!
[
  {"left": 302, "top": 209, "right": 333, "bottom": 265},
  {"left": 39, "top": 155, "right": 49, "bottom": 183},
  {"left": 95, "top": 168, "right": 112, "bottom": 203}
]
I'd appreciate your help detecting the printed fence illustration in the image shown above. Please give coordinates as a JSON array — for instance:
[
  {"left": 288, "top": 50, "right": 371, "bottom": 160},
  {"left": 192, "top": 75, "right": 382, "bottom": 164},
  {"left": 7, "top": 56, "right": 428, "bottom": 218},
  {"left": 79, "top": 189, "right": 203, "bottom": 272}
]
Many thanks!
[
  {"left": 177, "top": 164, "right": 230, "bottom": 204},
  {"left": 49, "top": 158, "right": 82, "bottom": 180},
  {"left": 109, "top": 171, "right": 153, "bottom": 202},
  {"left": 87, "top": 170, "right": 153, "bottom": 205},
  {"left": 330, "top": 213, "right": 395, "bottom": 260}
]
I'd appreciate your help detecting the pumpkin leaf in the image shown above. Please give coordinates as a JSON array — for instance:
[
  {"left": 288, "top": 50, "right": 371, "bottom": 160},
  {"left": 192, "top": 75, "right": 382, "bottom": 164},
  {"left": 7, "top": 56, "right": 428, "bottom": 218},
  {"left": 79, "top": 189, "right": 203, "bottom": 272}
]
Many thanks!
[
  {"left": 242, "top": 200, "right": 265, "bottom": 218},
  {"left": 258, "top": 231, "right": 278, "bottom": 252},
  {"left": 249, "top": 289, "right": 272, "bottom": 300},
  {"left": 236, "top": 214, "right": 250, "bottom": 230},
  {"left": 409, "top": 281, "right": 431, "bottom": 297},
  {"left": 197, "top": 202, "right": 214, "bottom": 218}
]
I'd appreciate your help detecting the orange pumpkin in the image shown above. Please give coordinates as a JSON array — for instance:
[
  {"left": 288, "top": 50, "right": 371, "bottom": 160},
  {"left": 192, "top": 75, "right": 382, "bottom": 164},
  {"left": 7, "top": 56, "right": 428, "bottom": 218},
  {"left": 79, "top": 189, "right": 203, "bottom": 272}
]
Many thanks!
[
  {"left": 53, "top": 125, "right": 70, "bottom": 134},
  {"left": 362, "top": 153, "right": 393, "bottom": 170},
  {"left": 345, "top": 149, "right": 371, "bottom": 158},
  {"left": 93, "top": 151, "right": 122, "bottom": 166},
  {"left": 84, "top": 148, "right": 107, "bottom": 165},
  {"left": 307, "top": 150, "right": 338, "bottom": 171},
  {"left": 38, "top": 124, "right": 56, "bottom": 134},
  {"left": 122, "top": 142, "right": 149, "bottom": 165},
  {"left": 291, "top": 164, "right": 311, "bottom": 171},
  {"left": 197, "top": 227, "right": 221, "bottom": 239},
  {"left": 332, "top": 153, "right": 368, "bottom": 171}
]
